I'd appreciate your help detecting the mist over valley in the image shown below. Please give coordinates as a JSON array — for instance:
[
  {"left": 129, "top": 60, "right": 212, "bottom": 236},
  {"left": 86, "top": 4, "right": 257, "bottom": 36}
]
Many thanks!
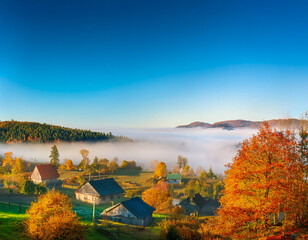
[{"left": 0, "top": 128, "right": 257, "bottom": 173}]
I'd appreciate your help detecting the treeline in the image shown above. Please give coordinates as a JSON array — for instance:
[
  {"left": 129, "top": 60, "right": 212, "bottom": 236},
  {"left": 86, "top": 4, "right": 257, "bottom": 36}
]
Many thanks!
[{"left": 0, "top": 120, "right": 124, "bottom": 143}]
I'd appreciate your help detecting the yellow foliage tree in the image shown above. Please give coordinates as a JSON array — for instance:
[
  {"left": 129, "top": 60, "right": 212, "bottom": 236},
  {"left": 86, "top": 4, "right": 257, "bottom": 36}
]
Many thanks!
[
  {"left": 65, "top": 159, "right": 74, "bottom": 170},
  {"left": 154, "top": 162, "right": 167, "bottom": 178},
  {"left": 3, "top": 152, "right": 13, "bottom": 167},
  {"left": 12, "top": 157, "right": 24, "bottom": 174},
  {"left": 25, "top": 190, "right": 85, "bottom": 240}
]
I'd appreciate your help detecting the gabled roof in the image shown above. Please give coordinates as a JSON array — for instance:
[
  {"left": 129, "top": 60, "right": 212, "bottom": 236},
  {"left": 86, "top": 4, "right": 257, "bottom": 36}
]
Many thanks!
[
  {"left": 121, "top": 197, "right": 155, "bottom": 219},
  {"left": 192, "top": 193, "right": 207, "bottom": 208},
  {"left": 179, "top": 193, "right": 206, "bottom": 212},
  {"left": 104, "top": 197, "right": 155, "bottom": 219},
  {"left": 88, "top": 178, "right": 124, "bottom": 196},
  {"left": 166, "top": 173, "right": 182, "bottom": 180},
  {"left": 35, "top": 164, "right": 60, "bottom": 180}
]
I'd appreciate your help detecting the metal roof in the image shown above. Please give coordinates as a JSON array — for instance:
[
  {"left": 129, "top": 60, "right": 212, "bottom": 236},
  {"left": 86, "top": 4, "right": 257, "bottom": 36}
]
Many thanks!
[
  {"left": 119, "top": 197, "right": 156, "bottom": 219},
  {"left": 88, "top": 178, "right": 124, "bottom": 196},
  {"left": 166, "top": 173, "right": 182, "bottom": 180},
  {"left": 35, "top": 164, "right": 60, "bottom": 180}
]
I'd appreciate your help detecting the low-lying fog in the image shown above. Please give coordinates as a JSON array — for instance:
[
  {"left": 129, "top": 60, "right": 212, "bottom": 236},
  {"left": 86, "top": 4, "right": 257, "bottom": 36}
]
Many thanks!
[{"left": 0, "top": 128, "right": 257, "bottom": 173}]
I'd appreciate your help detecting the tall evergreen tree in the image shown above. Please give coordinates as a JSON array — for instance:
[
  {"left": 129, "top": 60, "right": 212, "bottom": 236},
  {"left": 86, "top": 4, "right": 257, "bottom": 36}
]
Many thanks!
[{"left": 49, "top": 145, "right": 59, "bottom": 167}]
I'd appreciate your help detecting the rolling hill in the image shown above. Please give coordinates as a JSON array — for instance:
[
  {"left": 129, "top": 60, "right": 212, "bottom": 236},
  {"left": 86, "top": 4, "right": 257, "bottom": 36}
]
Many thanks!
[
  {"left": 0, "top": 120, "right": 127, "bottom": 143},
  {"left": 177, "top": 119, "right": 308, "bottom": 130}
]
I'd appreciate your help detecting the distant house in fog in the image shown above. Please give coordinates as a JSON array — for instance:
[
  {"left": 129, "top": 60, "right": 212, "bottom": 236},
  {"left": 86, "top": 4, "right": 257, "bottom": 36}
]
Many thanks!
[
  {"left": 31, "top": 164, "right": 60, "bottom": 186},
  {"left": 166, "top": 173, "right": 182, "bottom": 184},
  {"left": 75, "top": 178, "right": 125, "bottom": 204},
  {"left": 179, "top": 193, "right": 220, "bottom": 216},
  {"left": 101, "top": 197, "right": 155, "bottom": 226}
]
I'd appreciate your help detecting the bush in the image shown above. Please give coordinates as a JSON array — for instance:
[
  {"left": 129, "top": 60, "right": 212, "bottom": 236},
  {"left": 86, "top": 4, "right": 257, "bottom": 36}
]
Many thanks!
[
  {"left": 35, "top": 183, "right": 48, "bottom": 195},
  {"left": 24, "top": 190, "right": 85, "bottom": 240},
  {"left": 20, "top": 180, "right": 36, "bottom": 195},
  {"left": 20, "top": 180, "right": 48, "bottom": 195},
  {"left": 160, "top": 217, "right": 203, "bottom": 240}
]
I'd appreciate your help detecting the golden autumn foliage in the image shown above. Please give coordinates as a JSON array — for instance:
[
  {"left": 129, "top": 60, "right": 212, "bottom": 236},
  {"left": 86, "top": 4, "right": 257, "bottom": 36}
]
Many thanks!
[
  {"left": 24, "top": 190, "right": 85, "bottom": 240},
  {"left": 65, "top": 159, "right": 74, "bottom": 170},
  {"left": 212, "top": 123, "right": 308, "bottom": 239},
  {"left": 153, "top": 161, "right": 167, "bottom": 178},
  {"left": 142, "top": 180, "right": 172, "bottom": 213}
]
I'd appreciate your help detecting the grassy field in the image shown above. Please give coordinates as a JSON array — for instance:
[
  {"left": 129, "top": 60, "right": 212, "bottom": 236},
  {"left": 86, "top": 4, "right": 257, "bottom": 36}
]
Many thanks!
[
  {"left": 0, "top": 202, "right": 111, "bottom": 240},
  {"left": 0, "top": 201, "right": 162, "bottom": 240},
  {"left": 0, "top": 170, "right": 165, "bottom": 239},
  {"left": 0, "top": 212, "right": 28, "bottom": 240}
]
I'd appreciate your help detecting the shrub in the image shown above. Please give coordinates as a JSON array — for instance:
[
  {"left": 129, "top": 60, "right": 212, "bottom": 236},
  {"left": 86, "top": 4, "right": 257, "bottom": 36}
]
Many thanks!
[
  {"left": 160, "top": 217, "right": 203, "bottom": 240},
  {"left": 20, "top": 180, "right": 48, "bottom": 195},
  {"left": 20, "top": 180, "right": 36, "bottom": 195},
  {"left": 24, "top": 190, "right": 85, "bottom": 240},
  {"left": 142, "top": 181, "right": 172, "bottom": 213}
]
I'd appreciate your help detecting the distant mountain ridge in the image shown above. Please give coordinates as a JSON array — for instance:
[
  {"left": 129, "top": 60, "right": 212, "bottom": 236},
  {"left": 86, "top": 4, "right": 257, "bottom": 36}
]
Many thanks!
[{"left": 177, "top": 119, "right": 308, "bottom": 130}]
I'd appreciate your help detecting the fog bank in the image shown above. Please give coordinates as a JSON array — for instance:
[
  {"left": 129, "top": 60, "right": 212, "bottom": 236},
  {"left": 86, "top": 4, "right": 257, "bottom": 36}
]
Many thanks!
[{"left": 0, "top": 128, "right": 257, "bottom": 173}]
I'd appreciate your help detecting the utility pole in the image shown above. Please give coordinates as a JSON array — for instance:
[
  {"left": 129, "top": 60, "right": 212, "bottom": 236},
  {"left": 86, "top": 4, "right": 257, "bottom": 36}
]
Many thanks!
[{"left": 92, "top": 199, "right": 96, "bottom": 225}]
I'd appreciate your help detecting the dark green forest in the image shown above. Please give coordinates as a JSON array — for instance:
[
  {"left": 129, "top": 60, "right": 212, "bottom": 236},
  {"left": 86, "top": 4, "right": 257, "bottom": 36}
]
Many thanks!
[{"left": 0, "top": 121, "right": 120, "bottom": 143}]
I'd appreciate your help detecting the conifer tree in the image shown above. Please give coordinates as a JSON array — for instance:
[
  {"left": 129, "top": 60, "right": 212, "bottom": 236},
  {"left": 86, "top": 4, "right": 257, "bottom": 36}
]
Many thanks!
[{"left": 49, "top": 145, "right": 59, "bottom": 167}]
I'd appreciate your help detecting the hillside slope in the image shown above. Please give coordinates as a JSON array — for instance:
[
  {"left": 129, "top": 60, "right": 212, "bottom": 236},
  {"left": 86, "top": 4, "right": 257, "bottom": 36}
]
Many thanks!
[
  {"left": 0, "top": 121, "right": 121, "bottom": 143},
  {"left": 177, "top": 119, "right": 308, "bottom": 130}
]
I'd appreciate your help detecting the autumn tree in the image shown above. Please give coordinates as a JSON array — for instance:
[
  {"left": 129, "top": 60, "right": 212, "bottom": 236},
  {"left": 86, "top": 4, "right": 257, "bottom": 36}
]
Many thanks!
[
  {"left": 185, "top": 179, "right": 201, "bottom": 197},
  {"left": 153, "top": 162, "right": 167, "bottom": 178},
  {"left": 199, "top": 170, "right": 207, "bottom": 186},
  {"left": 25, "top": 190, "right": 85, "bottom": 240},
  {"left": 49, "top": 145, "right": 59, "bottom": 167},
  {"left": 142, "top": 181, "right": 172, "bottom": 213},
  {"left": 177, "top": 155, "right": 188, "bottom": 169},
  {"left": 108, "top": 160, "right": 119, "bottom": 172},
  {"left": 120, "top": 160, "right": 129, "bottom": 169},
  {"left": 184, "top": 165, "right": 190, "bottom": 175},
  {"left": 65, "top": 159, "right": 74, "bottom": 170},
  {"left": 79, "top": 149, "right": 89, "bottom": 170},
  {"left": 213, "top": 123, "right": 308, "bottom": 239},
  {"left": 11, "top": 157, "right": 24, "bottom": 174},
  {"left": 2, "top": 152, "right": 14, "bottom": 173},
  {"left": 149, "top": 159, "right": 159, "bottom": 171},
  {"left": 99, "top": 158, "right": 109, "bottom": 166}
]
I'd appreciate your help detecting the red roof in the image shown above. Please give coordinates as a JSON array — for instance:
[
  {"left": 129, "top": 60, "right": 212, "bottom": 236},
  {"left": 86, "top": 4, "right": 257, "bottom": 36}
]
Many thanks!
[{"left": 36, "top": 164, "right": 60, "bottom": 180}]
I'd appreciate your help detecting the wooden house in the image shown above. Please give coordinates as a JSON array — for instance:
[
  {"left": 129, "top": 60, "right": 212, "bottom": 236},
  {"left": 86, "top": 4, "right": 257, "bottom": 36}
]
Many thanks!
[
  {"left": 179, "top": 193, "right": 220, "bottom": 216},
  {"left": 75, "top": 178, "right": 124, "bottom": 204},
  {"left": 101, "top": 197, "right": 155, "bottom": 226},
  {"left": 31, "top": 164, "right": 60, "bottom": 185},
  {"left": 166, "top": 173, "right": 182, "bottom": 184}
]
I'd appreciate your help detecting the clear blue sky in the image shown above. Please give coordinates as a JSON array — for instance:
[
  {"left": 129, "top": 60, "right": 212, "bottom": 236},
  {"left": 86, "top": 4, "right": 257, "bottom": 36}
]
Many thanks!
[{"left": 1, "top": 0, "right": 307, "bottom": 128}]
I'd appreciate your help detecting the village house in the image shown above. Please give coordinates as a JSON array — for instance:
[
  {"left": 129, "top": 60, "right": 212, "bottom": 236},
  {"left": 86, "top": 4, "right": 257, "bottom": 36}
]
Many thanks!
[
  {"left": 31, "top": 164, "right": 60, "bottom": 186},
  {"left": 179, "top": 193, "right": 220, "bottom": 216},
  {"left": 101, "top": 197, "right": 155, "bottom": 227},
  {"left": 166, "top": 173, "right": 182, "bottom": 184},
  {"left": 75, "top": 178, "right": 124, "bottom": 204}
]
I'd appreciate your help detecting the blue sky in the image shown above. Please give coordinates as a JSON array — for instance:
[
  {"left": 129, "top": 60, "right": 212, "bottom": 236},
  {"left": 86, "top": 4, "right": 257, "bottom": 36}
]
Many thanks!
[{"left": 1, "top": 0, "right": 308, "bottom": 128}]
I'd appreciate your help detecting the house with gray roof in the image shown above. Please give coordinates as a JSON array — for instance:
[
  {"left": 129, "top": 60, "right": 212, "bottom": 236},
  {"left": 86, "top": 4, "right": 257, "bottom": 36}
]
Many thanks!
[
  {"left": 101, "top": 197, "right": 155, "bottom": 226},
  {"left": 179, "top": 193, "right": 220, "bottom": 216},
  {"left": 75, "top": 178, "right": 124, "bottom": 204}
]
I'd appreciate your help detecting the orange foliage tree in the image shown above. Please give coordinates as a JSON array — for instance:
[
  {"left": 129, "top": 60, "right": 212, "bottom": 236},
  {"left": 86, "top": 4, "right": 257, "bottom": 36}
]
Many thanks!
[
  {"left": 25, "top": 190, "right": 85, "bottom": 240},
  {"left": 142, "top": 180, "right": 172, "bottom": 213},
  {"left": 65, "top": 159, "right": 74, "bottom": 170},
  {"left": 213, "top": 123, "right": 308, "bottom": 239}
]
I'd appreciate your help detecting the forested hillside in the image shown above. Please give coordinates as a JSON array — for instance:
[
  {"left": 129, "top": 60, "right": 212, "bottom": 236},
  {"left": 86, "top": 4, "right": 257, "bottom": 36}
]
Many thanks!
[{"left": 0, "top": 121, "right": 118, "bottom": 143}]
